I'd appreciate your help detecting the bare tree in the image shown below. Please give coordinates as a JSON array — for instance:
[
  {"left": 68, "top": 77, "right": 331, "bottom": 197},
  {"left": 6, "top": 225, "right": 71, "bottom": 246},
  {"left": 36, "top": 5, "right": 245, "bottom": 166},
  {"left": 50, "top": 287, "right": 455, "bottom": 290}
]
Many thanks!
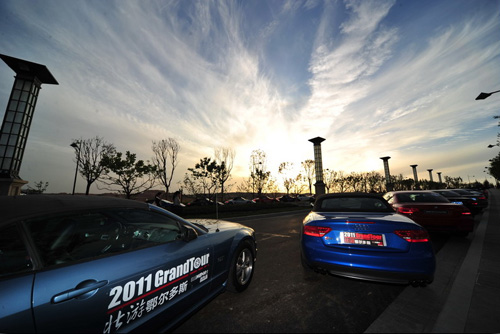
[
  {"left": 214, "top": 147, "right": 235, "bottom": 202},
  {"left": 335, "top": 171, "right": 347, "bottom": 192},
  {"left": 278, "top": 162, "right": 295, "bottom": 195},
  {"left": 323, "top": 169, "right": 337, "bottom": 193},
  {"left": 152, "top": 138, "right": 180, "bottom": 198},
  {"left": 291, "top": 173, "right": 307, "bottom": 195},
  {"left": 301, "top": 159, "right": 315, "bottom": 194},
  {"left": 366, "top": 171, "right": 384, "bottom": 192},
  {"left": 264, "top": 176, "right": 280, "bottom": 198},
  {"left": 72, "top": 136, "right": 116, "bottom": 195},
  {"left": 249, "top": 149, "right": 270, "bottom": 197}
]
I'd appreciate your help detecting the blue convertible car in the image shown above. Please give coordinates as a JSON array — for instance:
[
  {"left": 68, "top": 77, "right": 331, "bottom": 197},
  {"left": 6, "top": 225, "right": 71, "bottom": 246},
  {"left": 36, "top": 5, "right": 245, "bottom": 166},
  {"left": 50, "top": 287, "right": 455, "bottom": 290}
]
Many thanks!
[
  {"left": 301, "top": 193, "right": 435, "bottom": 286},
  {"left": 0, "top": 195, "right": 256, "bottom": 333}
]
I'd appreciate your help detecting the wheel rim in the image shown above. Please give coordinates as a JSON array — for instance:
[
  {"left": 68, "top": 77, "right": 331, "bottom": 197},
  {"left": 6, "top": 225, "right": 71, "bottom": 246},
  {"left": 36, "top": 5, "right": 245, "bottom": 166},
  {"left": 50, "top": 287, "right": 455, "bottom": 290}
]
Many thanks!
[{"left": 235, "top": 248, "right": 253, "bottom": 286}]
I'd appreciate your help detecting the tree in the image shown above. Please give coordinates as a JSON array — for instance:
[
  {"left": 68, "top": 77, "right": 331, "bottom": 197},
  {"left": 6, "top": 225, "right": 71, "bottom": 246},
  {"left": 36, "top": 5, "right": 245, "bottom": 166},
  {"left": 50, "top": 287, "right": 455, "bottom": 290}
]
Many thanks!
[
  {"left": 278, "top": 162, "right": 295, "bottom": 195},
  {"left": 264, "top": 176, "right": 280, "bottom": 198},
  {"left": 249, "top": 149, "right": 270, "bottom": 197},
  {"left": 291, "top": 173, "right": 306, "bottom": 195},
  {"left": 332, "top": 170, "right": 347, "bottom": 192},
  {"left": 488, "top": 151, "right": 500, "bottom": 182},
  {"left": 346, "top": 172, "right": 363, "bottom": 192},
  {"left": 186, "top": 157, "right": 219, "bottom": 199},
  {"left": 301, "top": 159, "right": 315, "bottom": 194},
  {"left": 72, "top": 136, "right": 116, "bottom": 195},
  {"left": 323, "top": 169, "right": 337, "bottom": 193},
  {"left": 151, "top": 138, "right": 180, "bottom": 198},
  {"left": 214, "top": 147, "right": 235, "bottom": 202},
  {"left": 100, "top": 151, "right": 157, "bottom": 199},
  {"left": 366, "top": 171, "right": 384, "bottom": 192},
  {"left": 444, "top": 176, "right": 463, "bottom": 189},
  {"left": 25, "top": 180, "right": 49, "bottom": 194}
]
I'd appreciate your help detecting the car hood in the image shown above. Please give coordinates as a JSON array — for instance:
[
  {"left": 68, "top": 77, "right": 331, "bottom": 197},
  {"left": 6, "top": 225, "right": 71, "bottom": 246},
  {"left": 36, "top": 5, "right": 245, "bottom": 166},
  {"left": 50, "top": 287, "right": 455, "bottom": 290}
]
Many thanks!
[{"left": 188, "top": 218, "right": 253, "bottom": 233}]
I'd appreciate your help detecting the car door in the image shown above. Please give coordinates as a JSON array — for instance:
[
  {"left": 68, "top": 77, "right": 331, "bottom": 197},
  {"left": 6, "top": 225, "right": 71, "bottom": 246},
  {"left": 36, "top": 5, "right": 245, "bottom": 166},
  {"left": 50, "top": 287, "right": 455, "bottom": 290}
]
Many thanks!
[
  {"left": 0, "top": 224, "right": 36, "bottom": 333},
  {"left": 24, "top": 207, "right": 214, "bottom": 333}
]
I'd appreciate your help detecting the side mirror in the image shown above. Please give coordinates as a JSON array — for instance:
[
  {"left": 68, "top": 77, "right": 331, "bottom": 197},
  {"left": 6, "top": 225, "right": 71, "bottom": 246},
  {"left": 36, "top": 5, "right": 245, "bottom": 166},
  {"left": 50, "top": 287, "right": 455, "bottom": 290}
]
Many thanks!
[{"left": 182, "top": 225, "right": 198, "bottom": 242}]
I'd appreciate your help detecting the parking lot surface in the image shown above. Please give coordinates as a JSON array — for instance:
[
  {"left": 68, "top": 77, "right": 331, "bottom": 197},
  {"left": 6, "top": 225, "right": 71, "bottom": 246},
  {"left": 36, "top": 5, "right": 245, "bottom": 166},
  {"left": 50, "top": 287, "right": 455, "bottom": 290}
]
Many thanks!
[
  {"left": 366, "top": 188, "right": 500, "bottom": 333},
  {"left": 173, "top": 189, "right": 499, "bottom": 333}
]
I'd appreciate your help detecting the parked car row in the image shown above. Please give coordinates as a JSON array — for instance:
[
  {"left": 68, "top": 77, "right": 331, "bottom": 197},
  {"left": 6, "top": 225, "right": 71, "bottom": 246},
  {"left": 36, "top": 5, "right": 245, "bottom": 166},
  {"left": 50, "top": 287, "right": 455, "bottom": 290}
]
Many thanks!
[
  {"left": 182, "top": 194, "right": 315, "bottom": 206},
  {"left": 0, "top": 188, "right": 487, "bottom": 332}
]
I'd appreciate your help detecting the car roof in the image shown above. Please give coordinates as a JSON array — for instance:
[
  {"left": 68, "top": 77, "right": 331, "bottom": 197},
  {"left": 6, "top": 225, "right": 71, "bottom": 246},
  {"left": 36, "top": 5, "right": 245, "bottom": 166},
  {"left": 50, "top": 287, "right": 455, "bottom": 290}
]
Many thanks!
[
  {"left": 313, "top": 192, "right": 392, "bottom": 212},
  {"left": 387, "top": 190, "right": 433, "bottom": 193},
  {"left": 0, "top": 195, "right": 148, "bottom": 225},
  {"left": 316, "top": 192, "right": 384, "bottom": 199}
]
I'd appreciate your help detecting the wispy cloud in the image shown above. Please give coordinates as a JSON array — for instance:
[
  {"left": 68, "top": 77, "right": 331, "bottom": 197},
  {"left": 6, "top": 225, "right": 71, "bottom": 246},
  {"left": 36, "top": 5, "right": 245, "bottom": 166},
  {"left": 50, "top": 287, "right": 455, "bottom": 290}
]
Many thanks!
[{"left": 0, "top": 0, "right": 499, "bottom": 192}]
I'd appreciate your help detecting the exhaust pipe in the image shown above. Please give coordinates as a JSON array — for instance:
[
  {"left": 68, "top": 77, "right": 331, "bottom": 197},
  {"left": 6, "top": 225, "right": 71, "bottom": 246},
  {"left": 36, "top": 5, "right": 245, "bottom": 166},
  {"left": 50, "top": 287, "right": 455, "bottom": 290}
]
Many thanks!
[{"left": 410, "top": 280, "right": 430, "bottom": 287}]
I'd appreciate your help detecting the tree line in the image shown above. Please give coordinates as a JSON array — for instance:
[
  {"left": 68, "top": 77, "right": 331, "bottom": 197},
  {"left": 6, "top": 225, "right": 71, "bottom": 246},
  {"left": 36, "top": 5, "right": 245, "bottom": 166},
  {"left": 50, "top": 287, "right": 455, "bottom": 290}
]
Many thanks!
[{"left": 69, "top": 136, "right": 492, "bottom": 200}]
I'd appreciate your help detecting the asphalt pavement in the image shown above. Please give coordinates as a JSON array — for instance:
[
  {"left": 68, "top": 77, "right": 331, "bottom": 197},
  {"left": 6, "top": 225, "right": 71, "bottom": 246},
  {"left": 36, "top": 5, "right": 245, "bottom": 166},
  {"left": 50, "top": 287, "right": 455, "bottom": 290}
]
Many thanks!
[{"left": 365, "top": 188, "right": 500, "bottom": 333}]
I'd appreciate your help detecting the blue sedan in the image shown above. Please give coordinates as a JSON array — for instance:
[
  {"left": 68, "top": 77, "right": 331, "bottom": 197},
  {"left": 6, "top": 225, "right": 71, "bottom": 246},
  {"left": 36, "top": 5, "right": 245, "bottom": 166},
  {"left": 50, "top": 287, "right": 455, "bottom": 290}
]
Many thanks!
[
  {"left": 301, "top": 193, "right": 435, "bottom": 286},
  {"left": 0, "top": 195, "right": 256, "bottom": 333}
]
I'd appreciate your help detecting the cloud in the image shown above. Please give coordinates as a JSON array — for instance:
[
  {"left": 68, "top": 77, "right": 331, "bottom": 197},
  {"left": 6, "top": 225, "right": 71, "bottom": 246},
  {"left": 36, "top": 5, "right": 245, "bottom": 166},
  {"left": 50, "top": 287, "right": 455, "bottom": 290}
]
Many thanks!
[{"left": 1, "top": 0, "right": 499, "bottom": 193}]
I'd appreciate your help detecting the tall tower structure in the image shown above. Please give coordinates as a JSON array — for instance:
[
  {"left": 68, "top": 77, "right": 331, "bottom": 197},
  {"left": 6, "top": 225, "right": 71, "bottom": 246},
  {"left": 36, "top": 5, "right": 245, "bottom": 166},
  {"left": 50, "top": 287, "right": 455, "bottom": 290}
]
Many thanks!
[
  {"left": 308, "top": 137, "right": 326, "bottom": 195},
  {"left": 0, "top": 54, "right": 58, "bottom": 196},
  {"left": 427, "top": 169, "right": 434, "bottom": 183},
  {"left": 380, "top": 156, "right": 392, "bottom": 191}
]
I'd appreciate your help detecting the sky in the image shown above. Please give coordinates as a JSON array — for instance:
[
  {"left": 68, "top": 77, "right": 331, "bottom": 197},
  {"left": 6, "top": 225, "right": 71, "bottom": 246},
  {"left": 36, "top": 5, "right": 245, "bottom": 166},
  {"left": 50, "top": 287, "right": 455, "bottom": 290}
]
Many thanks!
[{"left": 1, "top": 0, "right": 499, "bottom": 194}]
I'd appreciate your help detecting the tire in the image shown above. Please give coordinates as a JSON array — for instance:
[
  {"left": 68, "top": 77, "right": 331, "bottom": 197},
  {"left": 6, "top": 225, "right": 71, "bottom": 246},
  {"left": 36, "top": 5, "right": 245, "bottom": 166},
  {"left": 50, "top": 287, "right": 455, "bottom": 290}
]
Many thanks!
[{"left": 227, "top": 240, "right": 255, "bottom": 292}]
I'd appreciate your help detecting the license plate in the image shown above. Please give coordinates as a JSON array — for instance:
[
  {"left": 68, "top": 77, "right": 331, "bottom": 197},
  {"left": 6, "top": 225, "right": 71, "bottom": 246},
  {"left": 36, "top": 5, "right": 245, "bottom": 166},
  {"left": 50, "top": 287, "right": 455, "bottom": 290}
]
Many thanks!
[
  {"left": 340, "top": 232, "right": 386, "bottom": 246},
  {"left": 425, "top": 210, "right": 447, "bottom": 214}
]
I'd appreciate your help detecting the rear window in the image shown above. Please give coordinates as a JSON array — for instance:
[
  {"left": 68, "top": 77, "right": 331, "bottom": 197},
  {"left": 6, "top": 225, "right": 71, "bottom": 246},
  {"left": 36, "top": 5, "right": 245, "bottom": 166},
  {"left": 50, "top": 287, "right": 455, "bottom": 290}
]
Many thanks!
[
  {"left": 315, "top": 196, "right": 393, "bottom": 212},
  {"left": 396, "top": 192, "right": 449, "bottom": 203}
]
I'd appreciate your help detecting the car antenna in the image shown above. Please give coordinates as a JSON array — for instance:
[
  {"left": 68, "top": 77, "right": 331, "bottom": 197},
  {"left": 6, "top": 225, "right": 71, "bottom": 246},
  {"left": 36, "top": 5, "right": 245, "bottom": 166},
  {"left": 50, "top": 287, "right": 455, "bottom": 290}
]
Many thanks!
[{"left": 215, "top": 191, "right": 220, "bottom": 232}]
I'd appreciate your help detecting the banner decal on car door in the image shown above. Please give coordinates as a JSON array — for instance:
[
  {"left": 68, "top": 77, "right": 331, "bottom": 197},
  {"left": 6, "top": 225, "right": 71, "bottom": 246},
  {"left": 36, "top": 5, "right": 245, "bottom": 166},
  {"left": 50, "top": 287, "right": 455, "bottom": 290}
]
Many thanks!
[{"left": 104, "top": 253, "right": 210, "bottom": 333}]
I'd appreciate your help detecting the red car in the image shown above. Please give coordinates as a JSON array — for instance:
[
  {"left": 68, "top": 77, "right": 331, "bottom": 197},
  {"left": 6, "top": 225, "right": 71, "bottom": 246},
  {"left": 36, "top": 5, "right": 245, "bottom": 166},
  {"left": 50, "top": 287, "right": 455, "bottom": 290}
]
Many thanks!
[
  {"left": 253, "top": 196, "right": 278, "bottom": 204},
  {"left": 383, "top": 191, "right": 474, "bottom": 236}
]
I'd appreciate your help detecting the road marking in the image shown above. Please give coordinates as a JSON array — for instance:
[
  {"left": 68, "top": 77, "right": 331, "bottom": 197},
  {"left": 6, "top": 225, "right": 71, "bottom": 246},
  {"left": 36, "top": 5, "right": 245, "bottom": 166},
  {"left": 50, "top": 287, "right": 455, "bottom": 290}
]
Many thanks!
[{"left": 257, "top": 232, "right": 292, "bottom": 241}]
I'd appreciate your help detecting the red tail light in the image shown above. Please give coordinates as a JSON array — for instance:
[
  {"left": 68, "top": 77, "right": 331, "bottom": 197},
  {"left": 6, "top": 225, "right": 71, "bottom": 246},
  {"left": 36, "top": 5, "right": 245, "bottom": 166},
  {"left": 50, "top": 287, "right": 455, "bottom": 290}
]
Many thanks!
[
  {"left": 303, "top": 226, "right": 332, "bottom": 237},
  {"left": 394, "top": 230, "right": 429, "bottom": 242},
  {"left": 397, "top": 206, "right": 420, "bottom": 214},
  {"left": 461, "top": 208, "right": 472, "bottom": 215}
]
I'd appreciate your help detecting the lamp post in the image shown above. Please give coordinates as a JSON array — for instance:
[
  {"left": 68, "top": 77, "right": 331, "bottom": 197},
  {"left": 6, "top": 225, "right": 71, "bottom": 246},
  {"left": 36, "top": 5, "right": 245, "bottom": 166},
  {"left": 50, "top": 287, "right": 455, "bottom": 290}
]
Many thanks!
[
  {"left": 475, "top": 89, "right": 500, "bottom": 100},
  {"left": 70, "top": 141, "right": 81, "bottom": 195},
  {"left": 0, "top": 54, "right": 58, "bottom": 196}
]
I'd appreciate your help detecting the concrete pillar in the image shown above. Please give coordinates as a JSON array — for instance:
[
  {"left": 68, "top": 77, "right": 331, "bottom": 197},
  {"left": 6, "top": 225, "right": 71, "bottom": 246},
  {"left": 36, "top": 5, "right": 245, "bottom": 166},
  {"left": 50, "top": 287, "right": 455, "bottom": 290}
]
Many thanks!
[{"left": 308, "top": 137, "right": 326, "bottom": 195}]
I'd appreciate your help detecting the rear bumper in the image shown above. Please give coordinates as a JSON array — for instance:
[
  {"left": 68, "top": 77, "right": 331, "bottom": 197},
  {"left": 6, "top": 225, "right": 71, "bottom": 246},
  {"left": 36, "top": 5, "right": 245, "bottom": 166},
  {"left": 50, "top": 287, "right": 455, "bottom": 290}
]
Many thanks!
[
  {"left": 301, "top": 241, "right": 435, "bottom": 285},
  {"left": 306, "top": 259, "right": 434, "bottom": 284}
]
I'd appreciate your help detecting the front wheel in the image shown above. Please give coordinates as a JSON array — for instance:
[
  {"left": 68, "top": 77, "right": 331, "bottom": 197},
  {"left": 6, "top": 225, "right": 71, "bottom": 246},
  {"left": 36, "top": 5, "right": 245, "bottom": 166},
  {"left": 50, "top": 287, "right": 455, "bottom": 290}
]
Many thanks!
[{"left": 227, "top": 240, "right": 255, "bottom": 292}]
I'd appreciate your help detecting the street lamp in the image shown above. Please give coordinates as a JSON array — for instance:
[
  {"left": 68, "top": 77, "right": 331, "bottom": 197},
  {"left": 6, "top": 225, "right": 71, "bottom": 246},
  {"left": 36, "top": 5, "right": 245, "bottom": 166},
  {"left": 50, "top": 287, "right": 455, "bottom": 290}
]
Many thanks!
[
  {"left": 475, "top": 90, "right": 500, "bottom": 100},
  {"left": 70, "top": 141, "right": 81, "bottom": 195}
]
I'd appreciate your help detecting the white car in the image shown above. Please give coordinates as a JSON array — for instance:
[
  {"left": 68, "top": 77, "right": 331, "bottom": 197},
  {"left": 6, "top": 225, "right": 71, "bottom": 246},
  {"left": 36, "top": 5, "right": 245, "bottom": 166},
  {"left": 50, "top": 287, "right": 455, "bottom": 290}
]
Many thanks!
[
  {"left": 225, "top": 197, "right": 255, "bottom": 205},
  {"left": 297, "top": 194, "right": 314, "bottom": 202}
]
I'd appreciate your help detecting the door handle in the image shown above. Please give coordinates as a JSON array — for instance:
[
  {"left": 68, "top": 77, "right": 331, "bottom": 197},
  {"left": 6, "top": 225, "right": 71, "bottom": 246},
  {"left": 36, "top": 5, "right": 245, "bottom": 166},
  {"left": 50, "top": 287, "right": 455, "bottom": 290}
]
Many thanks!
[{"left": 52, "top": 279, "right": 108, "bottom": 304}]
